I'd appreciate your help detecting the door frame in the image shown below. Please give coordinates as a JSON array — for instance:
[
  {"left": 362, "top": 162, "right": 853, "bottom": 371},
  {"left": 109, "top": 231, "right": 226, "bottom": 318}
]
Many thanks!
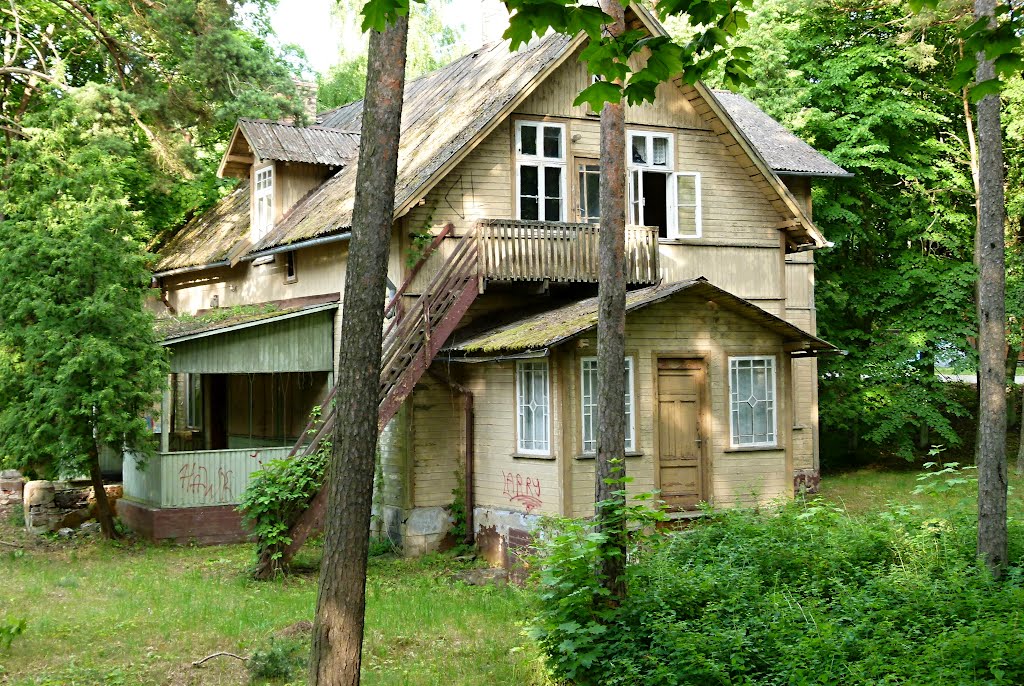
[{"left": 651, "top": 353, "right": 711, "bottom": 509}]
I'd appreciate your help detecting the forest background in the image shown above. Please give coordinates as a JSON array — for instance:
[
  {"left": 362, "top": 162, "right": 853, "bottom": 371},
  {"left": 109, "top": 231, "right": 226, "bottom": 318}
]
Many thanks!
[{"left": 1, "top": 0, "right": 1022, "bottom": 477}]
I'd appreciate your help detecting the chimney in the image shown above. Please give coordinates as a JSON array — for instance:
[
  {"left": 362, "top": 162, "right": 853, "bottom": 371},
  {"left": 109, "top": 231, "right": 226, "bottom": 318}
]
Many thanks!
[{"left": 293, "top": 79, "right": 318, "bottom": 125}]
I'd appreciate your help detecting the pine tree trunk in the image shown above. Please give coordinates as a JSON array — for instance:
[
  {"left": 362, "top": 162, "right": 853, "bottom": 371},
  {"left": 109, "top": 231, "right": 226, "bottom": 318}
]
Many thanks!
[
  {"left": 594, "top": 0, "right": 627, "bottom": 603},
  {"left": 974, "top": 0, "right": 1008, "bottom": 578},
  {"left": 88, "top": 444, "right": 119, "bottom": 540},
  {"left": 309, "top": 15, "right": 409, "bottom": 686}
]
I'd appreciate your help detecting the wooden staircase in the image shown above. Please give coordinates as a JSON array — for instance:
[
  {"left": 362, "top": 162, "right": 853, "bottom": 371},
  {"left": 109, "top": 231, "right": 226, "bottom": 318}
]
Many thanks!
[{"left": 255, "top": 224, "right": 480, "bottom": 574}]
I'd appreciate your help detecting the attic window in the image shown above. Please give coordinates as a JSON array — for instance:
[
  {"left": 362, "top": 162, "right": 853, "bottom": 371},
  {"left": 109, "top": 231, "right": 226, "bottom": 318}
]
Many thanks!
[
  {"left": 284, "top": 250, "right": 297, "bottom": 284},
  {"left": 252, "top": 166, "right": 274, "bottom": 243}
]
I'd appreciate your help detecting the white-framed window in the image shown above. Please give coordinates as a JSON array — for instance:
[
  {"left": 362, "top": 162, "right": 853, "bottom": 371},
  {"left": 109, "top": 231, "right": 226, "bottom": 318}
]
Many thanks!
[
  {"left": 729, "top": 356, "right": 777, "bottom": 447},
  {"left": 674, "top": 172, "right": 702, "bottom": 238},
  {"left": 577, "top": 161, "right": 601, "bottom": 224},
  {"left": 516, "top": 360, "right": 550, "bottom": 454},
  {"left": 581, "top": 357, "right": 635, "bottom": 454},
  {"left": 252, "top": 166, "right": 274, "bottom": 243},
  {"left": 515, "top": 120, "right": 566, "bottom": 222},
  {"left": 627, "top": 130, "right": 702, "bottom": 240}
]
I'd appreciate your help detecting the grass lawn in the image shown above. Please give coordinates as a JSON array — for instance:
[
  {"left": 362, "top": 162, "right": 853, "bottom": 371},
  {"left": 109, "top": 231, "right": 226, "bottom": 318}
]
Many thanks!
[
  {"left": 2, "top": 464, "right": 1021, "bottom": 685},
  {"left": 0, "top": 516, "right": 546, "bottom": 686}
]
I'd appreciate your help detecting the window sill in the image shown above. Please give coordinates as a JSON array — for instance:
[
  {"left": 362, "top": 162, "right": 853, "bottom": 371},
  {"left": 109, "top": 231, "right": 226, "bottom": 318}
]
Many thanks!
[
  {"left": 724, "top": 445, "right": 783, "bottom": 453},
  {"left": 792, "top": 424, "right": 807, "bottom": 431},
  {"left": 511, "top": 452, "right": 556, "bottom": 461},
  {"left": 658, "top": 238, "right": 702, "bottom": 244},
  {"left": 574, "top": 451, "right": 644, "bottom": 461}
]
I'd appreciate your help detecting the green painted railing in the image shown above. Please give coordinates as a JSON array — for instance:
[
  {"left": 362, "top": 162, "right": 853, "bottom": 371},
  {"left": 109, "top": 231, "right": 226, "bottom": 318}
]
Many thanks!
[{"left": 123, "top": 446, "right": 293, "bottom": 508}]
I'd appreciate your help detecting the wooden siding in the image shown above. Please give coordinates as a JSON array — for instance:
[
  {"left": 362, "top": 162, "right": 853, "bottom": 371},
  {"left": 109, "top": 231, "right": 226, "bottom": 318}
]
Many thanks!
[
  {"left": 168, "top": 310, "right": 334, "bottom": 373},
  {"left": 411, "top": 376, "right": 464, "bottom": 508},
  {"left": 123, "top": 446, "right": 293, "bottom": 508},
  {"left": 660, "top": 244, "right": 784, "bottom": 304},
  {"left": 516, "top": 47, "right": 708, "bottom": 130},
  {"left": 164, "top": 241, "right": 346, "bottom": 316},
  {"left": 378, "top": 405, "right": 411, "bottom": 510},
  {"left": 461, "top": 359, "right": 564, "bottom": 517},
  {"left": 277, "top": 162, "right": 332, "bottom": 220}
]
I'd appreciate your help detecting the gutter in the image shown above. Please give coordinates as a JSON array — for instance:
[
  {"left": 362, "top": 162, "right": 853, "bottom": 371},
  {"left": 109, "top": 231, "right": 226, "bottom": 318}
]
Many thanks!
[{"left": 240, "top": 232, "right": 352, "bottom": 262}]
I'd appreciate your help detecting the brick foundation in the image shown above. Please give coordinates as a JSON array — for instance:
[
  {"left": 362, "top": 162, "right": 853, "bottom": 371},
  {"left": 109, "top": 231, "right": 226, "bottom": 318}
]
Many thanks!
[{"left": 119, "top": 500, "right": 250, "bottom": 545}]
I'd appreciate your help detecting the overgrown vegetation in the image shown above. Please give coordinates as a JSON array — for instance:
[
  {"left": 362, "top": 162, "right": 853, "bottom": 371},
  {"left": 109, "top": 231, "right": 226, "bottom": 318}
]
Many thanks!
[
  {"left": 239, "top": 430, "right": 330, "bottom": 577},
  {"left": 529, "top": 490, "right": 1024, "bottom": 685}
]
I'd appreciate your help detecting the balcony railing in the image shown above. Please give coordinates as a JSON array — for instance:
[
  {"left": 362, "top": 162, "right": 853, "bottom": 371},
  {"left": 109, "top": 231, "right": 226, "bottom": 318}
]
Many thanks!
[{"left": 475, "top": 219, "right": 660, "bottom": 285}]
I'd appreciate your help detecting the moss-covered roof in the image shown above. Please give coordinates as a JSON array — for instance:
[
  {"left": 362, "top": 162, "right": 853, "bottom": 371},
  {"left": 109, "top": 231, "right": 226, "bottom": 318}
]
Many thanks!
[
  {"left": 156, "top": 300, "right": 337, "bottom": 343},
  {"left": 154, "top": 182, "right": 250, "bottom": 272},
  {"left": 443, "top": 279, "right": 834, "bottom": 356}
]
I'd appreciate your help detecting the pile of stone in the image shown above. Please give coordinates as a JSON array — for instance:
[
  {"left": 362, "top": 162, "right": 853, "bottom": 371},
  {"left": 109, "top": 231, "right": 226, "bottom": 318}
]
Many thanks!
[
  {"left": 22, "top": 480, "right": 122, "bottom": 535},
  {"left": 1, "top": 469, "right": 24, "bottom": 506}
]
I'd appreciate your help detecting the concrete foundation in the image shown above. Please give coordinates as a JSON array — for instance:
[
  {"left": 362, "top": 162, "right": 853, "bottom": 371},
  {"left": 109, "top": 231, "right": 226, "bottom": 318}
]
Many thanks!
[{"left": 473, "top": 507, "right": 540, "bottom": 569}]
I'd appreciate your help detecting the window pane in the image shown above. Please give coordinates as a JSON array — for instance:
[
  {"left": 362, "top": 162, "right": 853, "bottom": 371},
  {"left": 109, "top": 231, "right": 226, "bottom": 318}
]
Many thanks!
[
  {"left": 521, "top": 197, "right": 539, "bottom": 220},
  {"left": 518, "top": 361, "right": 549, "bottom": 452},
  {"left": 545, "top": 198, "right": 561, "bottom": 220},
  {"left": 653, "top": 137, "right": 669, "bottom": 166},
  {"left": 544, "top": 166, "right": 562, "bottom": 196},
  {"left": 629, "top": 170, "right": 642, "bottom": 224},
  {"left": 676, "top": 175, "right": 696, "bottom": 205},
  {"left": 631, "top": 135, "right": 647, "bottom": 165},
  {"left": 729, "top": 358, "right": 776, "bottom": 446},
  {"left": 543, "top": 126, "right": 562, "bottom": 159},
  {"left": 520, "top": 165, "right": 539, "bottom": 196},
  {"left": 520, "top": 124, "right": 537, "bottom": 156}
]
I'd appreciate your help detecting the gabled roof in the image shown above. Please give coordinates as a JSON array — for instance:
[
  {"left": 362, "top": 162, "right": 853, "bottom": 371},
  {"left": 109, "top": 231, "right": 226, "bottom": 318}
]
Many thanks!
[
  {"left": 162, "top": 3, "right": 844, "bottom": 271},
  {"left": 218, "top": 119, "right": 359, "bottom": 178},
  {"left": 443, "top": 278, "right": 834, "bottom": 357},
  {"left": 239, "top": 119, "right": 360, "bottom": 167},
  {"left": 252, "top": 32, "right": 581, "bottom": 252},
  {"left": 712, "top": 91, "right": 851, "bottom": 178}
]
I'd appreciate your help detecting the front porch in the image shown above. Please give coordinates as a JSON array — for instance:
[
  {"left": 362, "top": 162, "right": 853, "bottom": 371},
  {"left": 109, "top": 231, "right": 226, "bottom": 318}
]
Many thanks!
[{"left": 121, "top": 302, "right": 336, "bottom": 542}]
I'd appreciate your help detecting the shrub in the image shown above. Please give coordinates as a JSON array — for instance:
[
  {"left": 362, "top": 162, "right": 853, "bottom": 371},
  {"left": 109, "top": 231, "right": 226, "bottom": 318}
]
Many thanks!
[
  {"left": 529, "top": 500, "right": 1024, "bottom": 685},
  {"left": 247, "top": 636, "right": 307, "bottom": 682},
  {"left": 0, "top": 617, "right": 25, "bottom": 651}
]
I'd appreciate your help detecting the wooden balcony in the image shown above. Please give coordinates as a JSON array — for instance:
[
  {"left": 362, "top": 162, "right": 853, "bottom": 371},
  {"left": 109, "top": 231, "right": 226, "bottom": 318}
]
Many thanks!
[{"left": 475, "top": 219, "right": 660, "bottom": 285}]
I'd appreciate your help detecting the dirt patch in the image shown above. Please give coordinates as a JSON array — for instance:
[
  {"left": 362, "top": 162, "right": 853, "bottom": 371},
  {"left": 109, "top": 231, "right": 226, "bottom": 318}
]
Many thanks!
[{"left": 274, "top": 619, "right": 313, "bottom": 639}]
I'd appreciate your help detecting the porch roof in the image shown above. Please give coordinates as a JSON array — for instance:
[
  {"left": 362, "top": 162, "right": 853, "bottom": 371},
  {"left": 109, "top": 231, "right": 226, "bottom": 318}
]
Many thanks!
[
  {"left": 442, "top": 278, "right": 835, "bottom": 358},
  {"left": 158, "top": 298, "right": 338, "bottom": 345}
]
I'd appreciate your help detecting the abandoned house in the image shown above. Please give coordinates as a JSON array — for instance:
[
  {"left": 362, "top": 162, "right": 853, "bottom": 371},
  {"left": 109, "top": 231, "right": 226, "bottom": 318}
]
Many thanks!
[{"left": 118, "top": 1, "right": 849, "bottom": 559}]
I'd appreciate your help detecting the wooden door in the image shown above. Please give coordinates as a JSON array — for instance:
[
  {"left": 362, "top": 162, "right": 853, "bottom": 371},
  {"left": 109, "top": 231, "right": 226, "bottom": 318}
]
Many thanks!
[{"left": 657, "top": 359, "right": 705, "bottom": 510}]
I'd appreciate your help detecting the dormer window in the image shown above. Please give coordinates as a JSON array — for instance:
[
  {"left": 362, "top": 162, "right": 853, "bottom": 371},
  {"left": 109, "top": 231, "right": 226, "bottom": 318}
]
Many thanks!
[
  {"left": 252, "top": 166, "right": 274, "bottom": 243},
  {"left": 515, "top": 120, "right": 566, "bottom": 222}
]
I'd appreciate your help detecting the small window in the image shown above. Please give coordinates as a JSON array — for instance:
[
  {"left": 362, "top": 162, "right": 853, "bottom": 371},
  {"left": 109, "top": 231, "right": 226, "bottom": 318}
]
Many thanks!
[
  {"left": 729, "top": 356, "right": 777, "bottom": 447},
  {"left": 252, "top": 166, "right": 274, "bottom": 243},
  {"left": 630, "top": 131, "right": 672, "bottom": 169},
  {"left": 517, "top": 360, "right": 550, "bottom": 455},
  {"left": 284, "top": 250, "right": 297, "bottom": 283},
  {"left": 581, "top": 357, "right": 635, "bottom": 454},
  {"left": 515, "top": 120, "right": 566, "bottom": 222}
]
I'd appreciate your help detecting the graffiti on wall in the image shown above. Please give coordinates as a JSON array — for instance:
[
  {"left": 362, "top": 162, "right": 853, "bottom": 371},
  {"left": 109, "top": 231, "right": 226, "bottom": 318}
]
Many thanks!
[
  {"left": 502, "top": 471, "right": 542, "bottom": 513},
  {"left": 178, "top": 462, "right": 234, "bottom": 504}
]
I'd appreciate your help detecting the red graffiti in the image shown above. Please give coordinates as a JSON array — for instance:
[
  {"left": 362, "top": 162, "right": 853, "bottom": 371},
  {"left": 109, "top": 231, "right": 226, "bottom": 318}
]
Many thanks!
[
  {"left": 502, "top": 471, "right": 542, "bottom": 513},
  {"left": 249, "top": 451, "right": 264, "bottom": 467},
  {"left": 178, "top": 462, "right": 233, "bottom": 503}
]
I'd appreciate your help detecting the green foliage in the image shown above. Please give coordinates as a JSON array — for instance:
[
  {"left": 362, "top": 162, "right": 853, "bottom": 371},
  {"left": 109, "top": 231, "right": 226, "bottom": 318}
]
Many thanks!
[
  {"left": 239, "top": 436, "right": 330, "bottom": 575},
  {"left": 247, "top": 636, "right": 307, "bottom": 682},
  {"left": 697, "top": 0, "right": 980, "bottom": 462},
  {"left": 530, "top": 500, "right": 1024, "bottom": 685},
  {"left": 503, "top": 0, "right": 753, "bottom": 111},
  {"left": 0, "top": 86, "right": 167, "bottom": 477},
  {"left": 0, "top": 617, "right": 26, "bottom": 651},
  {"left": 526, "top": 486, "right": 667, "bottom": 683}
]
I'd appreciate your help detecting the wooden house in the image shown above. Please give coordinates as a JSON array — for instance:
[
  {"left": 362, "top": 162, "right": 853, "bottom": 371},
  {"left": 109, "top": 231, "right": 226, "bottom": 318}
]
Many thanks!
[{"left": 119, "top": 3, "right": 849, "bottom": 556}]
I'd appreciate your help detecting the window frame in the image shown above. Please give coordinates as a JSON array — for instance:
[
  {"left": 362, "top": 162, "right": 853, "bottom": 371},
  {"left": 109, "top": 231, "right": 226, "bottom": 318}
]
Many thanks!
[
  {"left": 252, "top": 165, "right": 274, "bottom": 243},
  {"left": 673, "top": 171, "right": 703, "bottom": 239},
  {"left": 516, "top": 359, "right": 551, "bottom": 456},
  {"left": 183, "top": 373, "right": 202, "bottom": 430},
  {"left": 728, "top": 355, "right": 778, "bottom": 448},
  {"left": 283, "top": 250, "right": 298, "bottom": 284},
  {"left": 580, "top": 356, "right": 636, "bottom": 454},
  {"left": 514, "top": 120, "right": 567, "bottom": 223}
]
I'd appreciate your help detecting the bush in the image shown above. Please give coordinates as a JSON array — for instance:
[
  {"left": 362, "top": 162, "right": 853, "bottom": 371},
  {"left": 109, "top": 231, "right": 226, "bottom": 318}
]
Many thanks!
[
  {"left": 528, "top": 501, "right": 1024, "bottom": 685},
  {"left": 247, "top": 636, "right": 307, "bottom": 682}
]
